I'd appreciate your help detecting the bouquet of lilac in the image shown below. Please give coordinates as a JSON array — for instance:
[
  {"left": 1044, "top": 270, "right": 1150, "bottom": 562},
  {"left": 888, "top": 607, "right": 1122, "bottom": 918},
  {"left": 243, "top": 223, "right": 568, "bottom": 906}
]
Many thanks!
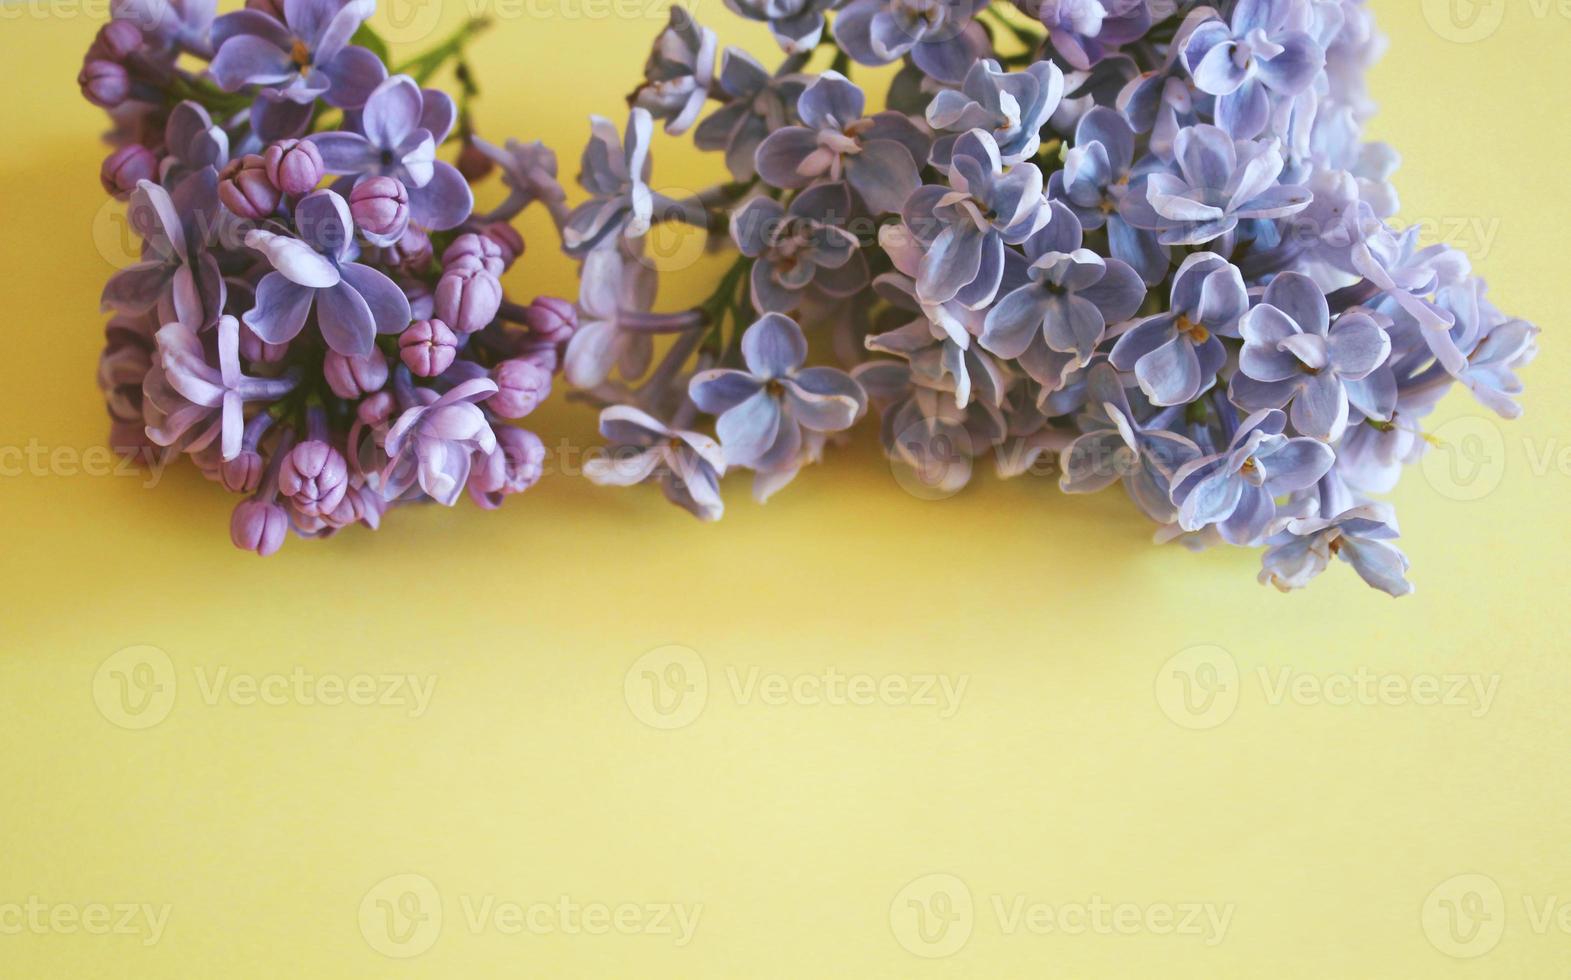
[
  {"left": 84, "top": 0, "right": 574, "bottom": 555},
  {"left": 539, "top": 0, "right": 1538, "bottom": 594}
]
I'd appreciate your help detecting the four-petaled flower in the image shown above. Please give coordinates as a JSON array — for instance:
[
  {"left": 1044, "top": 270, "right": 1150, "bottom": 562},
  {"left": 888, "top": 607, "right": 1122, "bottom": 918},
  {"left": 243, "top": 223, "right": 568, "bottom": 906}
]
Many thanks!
[{"left": 243, "top": 189, "right": 412, "bottom": 356}]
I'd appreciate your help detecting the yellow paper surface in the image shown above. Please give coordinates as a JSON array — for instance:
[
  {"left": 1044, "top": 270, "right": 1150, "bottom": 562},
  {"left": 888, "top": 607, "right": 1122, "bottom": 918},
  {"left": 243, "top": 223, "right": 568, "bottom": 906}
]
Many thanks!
[{"left": 0, "top": 0, "right": 1567, "bottom": 974}]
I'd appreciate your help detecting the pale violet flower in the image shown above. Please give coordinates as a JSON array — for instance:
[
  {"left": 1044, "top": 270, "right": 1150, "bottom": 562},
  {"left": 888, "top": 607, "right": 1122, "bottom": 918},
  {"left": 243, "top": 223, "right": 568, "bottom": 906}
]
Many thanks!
[
  {"left": 1231, "top": 271, "right": 1392, "bottom": 441},
  {"left": 1259, "top": 503, "right": 1413, "bottom": 596},
  {"left": 1171, "top": 408, "right": 1335, "bottom": 544},
  {"left": 927, "top": 59, "right": 1065, "bottom": 167},
  {"left": 1144, "top": 124, "right": 1312, "bottom": 245},
  {"left": 1059, "top": 363, "right": 1201, "bottom": 523},
  {"left": 688, "top": 313, "right": 866, "bottom": 472},
  {"left": 1110, "top": 252, "right": 1248, "bottom": 406},
  {"left": 584, "top": 405, "right": 727, "bottom": 520}
]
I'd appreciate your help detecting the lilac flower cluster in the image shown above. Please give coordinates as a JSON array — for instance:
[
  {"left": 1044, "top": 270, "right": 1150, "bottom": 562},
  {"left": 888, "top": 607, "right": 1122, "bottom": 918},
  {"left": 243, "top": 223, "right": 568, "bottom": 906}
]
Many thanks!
[
  {"left": 544, "top": 0, "right": 1536, "bottom": 594},
  {"left": 84, "top": 1, "right": 574, "bottom": 554}
]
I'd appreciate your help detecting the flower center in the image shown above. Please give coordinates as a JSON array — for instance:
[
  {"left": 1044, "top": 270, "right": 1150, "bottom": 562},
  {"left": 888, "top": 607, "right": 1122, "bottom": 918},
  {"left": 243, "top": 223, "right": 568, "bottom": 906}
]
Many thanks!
[
  {"left": 1176, "top": 314, "right": 1209, "bottom": 344},
  {"left": 290, "top": 39, "right": 311, "bottom": 72}
]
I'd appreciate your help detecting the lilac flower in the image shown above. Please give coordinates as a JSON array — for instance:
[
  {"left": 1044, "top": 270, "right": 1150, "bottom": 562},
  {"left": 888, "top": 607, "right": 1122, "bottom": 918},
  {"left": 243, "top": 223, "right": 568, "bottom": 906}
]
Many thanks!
[
  {"left": 102, "top": 172, "right": 227, "bottom": 331},
  {"left": 865, "top": 223, "right": 1011, "bottom": 409},
  {"left": 279, "top": 439, "right": 349, "bottom": 516},
  {"left": 468, "top": 426, "right": 547, "bottom": 509},
  {"left": 102, "top": 144, "right": 157, "bottom": 199},
  {"left": 1182, "top": 0, "right": 1325, "bottom": 139},
  {"left": 1259, "top": 503, "right": 1413, "bottom": 596},
  {"left": 722, "top": 0, "right": 839, "bottom": 52},
  {"left": 688, "top": 313, "right": 866, "bottom": 472},
  {"left": 161, "top": 100, "right": 229, "bottom": 178},
  {"left": 980, "top": 201, "right": 1145, "bottom": 365},
  {"left": 142, "top": 315, "right": 296, "bottom": 460},
  {"left": 242, "top": 189, "right": 412, "bottom": 356},
  {"left": 112, "top": 0, "right": 216, "bottom": 58},
  {"left": 852, "top": 358, "right": 1006, "bottom": 494},
  {"left": 562, "top": 109, "right": 654, "bottom": 256},
  {"left": 1023, "top": 0, "right": 1153, "bottom": 70},
  {"left": 754, "top": 72, "right": 929, "bottom": 215},
  {"left": 1059, "top": 363, "right": 1201, "bottom": 522},
  {"left": 730, "top": 183, "right": 866, "bottom": 314},
  {"left": 832, "top": 0, "right": 988, "bottom": 84},
  {"left": 1231, "top": 272, "right": 1392, "bottom": 441},
  {"left": 472, "top": 137, "right": 568, "bottom": 225},
  {"left": 308, "top": 74, "right": 472, "bottom": 232},
  {"left": 902, "top": 129, "right": 1050, "bottom": 308},
  {"left": 1144, "top": 124, "right": 1311, "bottom": 245},
  {"left": 563, "top": 248, "right": 661, "bottom": 389},
  {"left": 633, "top": 6, "right": 717, "bottom": 135},
  {"left": 927, "top": 60, "right": 1065, "bottom": 168},
  {"left": 209, "top": 0, "right": 384, "bottom": 109},
  {"left": 693, "top": 48, "right": 807, "bottom": 181},
  {"left": 382, "top": 377, "right": 499, "bottom": 506},
  {"left": 1171, "top": 408, "right": 1335, "bottom": 544},
  {"left": 1048, "top": 106, "right": 1168, "bottom": 284},
  {"left": 1110, "top": 252, "right": 1247, "bottom": 405},
  {"left": 583, "top": 406, "right": 726, "bottom": 520}
]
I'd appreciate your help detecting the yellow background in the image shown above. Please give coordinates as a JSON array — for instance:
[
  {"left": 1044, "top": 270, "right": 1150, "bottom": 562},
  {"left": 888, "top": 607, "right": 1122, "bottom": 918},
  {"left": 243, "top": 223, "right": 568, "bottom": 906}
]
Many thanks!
[{"left": 1, "top": 0, "right": 1567, "bottom": 974}]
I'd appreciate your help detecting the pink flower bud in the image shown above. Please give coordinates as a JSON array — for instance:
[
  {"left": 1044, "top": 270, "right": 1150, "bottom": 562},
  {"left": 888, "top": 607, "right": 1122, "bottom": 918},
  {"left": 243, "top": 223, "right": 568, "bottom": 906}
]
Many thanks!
[
  {"left": 93, "top": 21, "right": 144, "bottom": 61},
  {"left": 442, "top": 232, "right": 506, "bottom": 277},
  {"left": 79, "top": 59, "right": 130, "bottom": 109},
  {"left": 263, "top": 138, "right": 324, "bottom": 197},
  {"left": 278, "top": 440, "right": 349, "bottom": 516},
  {"left": 357, "top": 391, "right": 395, "bottom": 428},
  {"left": 479, "top": 222, "right": 525, "bottom": 266},
  {"left": 240, "top": 323, "right": 289, "bottom": 363},
  {"left": 324, "top": 350, "right": 390, "bottom": 399},
  {"left": 488, "top": 359, "right": 553, "bottom": 419},
  {"left": 399, "top": 318, "right": 459, "bottom": 377},
  {"left": 468, "top": 427, "right": 546, "bottom": 508},
  {"left": 349, "top": 176, "right": 409, "bottom": 244},
  {"left": 380, "top": 226, "right": 433, "bottom": 275},
  {"left": 434, "top": 265, "right": 503, "bottom": 334},
  {"left": 457, "top": 140, "right": 495, "bottom": 182},
  {"left": 218, "top": 154, "right": 281, "bottom": 220},
  {"left": 231, "top": 499, "right": 288, "bottom": 556},
  {"left": 100, "top": 144, "right": 156, "bottom": 198},
  {"left": 519, "top": 295, "right": 578, "bottom": 343},
  {"left": 221, "top": 451, "right": 264, "bottom": 494}
]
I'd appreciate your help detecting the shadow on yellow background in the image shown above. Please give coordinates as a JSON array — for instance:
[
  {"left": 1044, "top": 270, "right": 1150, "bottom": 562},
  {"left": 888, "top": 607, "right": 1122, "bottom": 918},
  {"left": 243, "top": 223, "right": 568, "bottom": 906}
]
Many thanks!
[{"left": 0, "top": 0, "right": 1566, "bottom": 975}]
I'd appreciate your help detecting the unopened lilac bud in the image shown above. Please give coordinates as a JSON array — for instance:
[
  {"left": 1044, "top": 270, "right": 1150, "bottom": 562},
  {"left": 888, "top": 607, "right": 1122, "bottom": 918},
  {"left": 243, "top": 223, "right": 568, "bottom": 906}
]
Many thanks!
[
  {"left": 468, "top": 427, "right": 546, "bottom": 508},
  {"left": 519, "top": 295, "right": 578, "bottom": 343},
  {"left": 349, "top": 176, "right": 409, "bottom": 245},
  {"left": 381, "top": 226, "right": 432, "bottom": 275},
  {"left": 399, "top": 318, "right": 459, "bottom": 376},
  {"left": 100, "top": 144, "right": 156, "bottom": 198},
  {"left": 219, "top": 154, "right": 281, "bottom": 220},
  {"left": 442, "top": 233, "right": 506, "bottom": 276},
  {"left": 358, "top": 391, "right": 394, "bottom": 428},
  {"left": 231, "top": 499, "right": 288, "bottom": 556},
  {"left": 93, "top": 21, "right": 144, "bottom": 61},
  {"left": 221, "top": 451, "right": 264, "bottom": 494},
  {"left": 263, "top": 138, "right": 324, "bottom": 197},
  {"left": 240, "top": 323, "right": 289, "bottom": 363},
  {"left": 324, "top": 350, "right": 390, "bottom": 399},
  {"left": 479, "top": 222, "right": 525, "bottom": 266},
  {"left": 278, "top": 440, "right": 349, "bottom": 516},
  {"left": 79, "top": 59, "right": 130, "bottom": 109},
  {"left": 457, "top": 140, "right": 495, "bottom": 182},
  {"left": 434, "top": 265, "right": 503, "bottom": 334},
  {"left": 488, "top": 359, "right": 552, "bottom": 419}
]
